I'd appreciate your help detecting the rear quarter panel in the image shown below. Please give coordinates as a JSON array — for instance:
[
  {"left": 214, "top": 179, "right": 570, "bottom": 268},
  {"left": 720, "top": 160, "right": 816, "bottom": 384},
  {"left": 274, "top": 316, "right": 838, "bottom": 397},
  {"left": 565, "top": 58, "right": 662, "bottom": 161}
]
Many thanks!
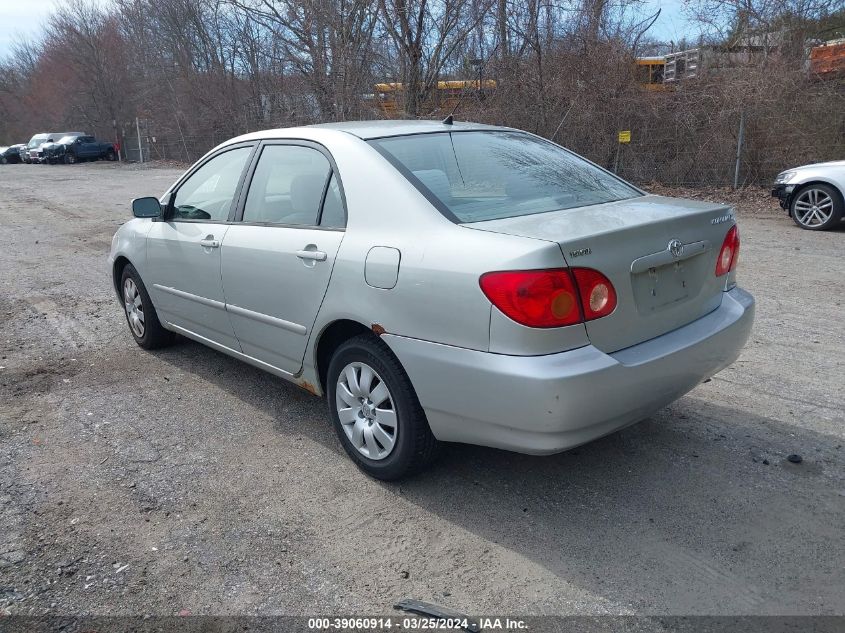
[{"left": 306, "top": 132, "right": 570, "bottom": 356}]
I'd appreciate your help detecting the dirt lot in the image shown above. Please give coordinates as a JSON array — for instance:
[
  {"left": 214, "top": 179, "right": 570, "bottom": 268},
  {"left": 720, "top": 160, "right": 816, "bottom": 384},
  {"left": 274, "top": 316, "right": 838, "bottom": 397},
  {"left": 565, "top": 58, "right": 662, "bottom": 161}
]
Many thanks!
[{"left": 1, "top": 162, "right": 843, "bottom": 618}]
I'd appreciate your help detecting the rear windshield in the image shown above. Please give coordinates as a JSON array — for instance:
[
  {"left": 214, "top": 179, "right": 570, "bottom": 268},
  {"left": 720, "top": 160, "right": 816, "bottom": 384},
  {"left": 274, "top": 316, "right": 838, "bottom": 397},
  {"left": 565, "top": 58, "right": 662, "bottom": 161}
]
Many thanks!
[{"left": 369, "top": 131, "right": 642, "bottom": 222}]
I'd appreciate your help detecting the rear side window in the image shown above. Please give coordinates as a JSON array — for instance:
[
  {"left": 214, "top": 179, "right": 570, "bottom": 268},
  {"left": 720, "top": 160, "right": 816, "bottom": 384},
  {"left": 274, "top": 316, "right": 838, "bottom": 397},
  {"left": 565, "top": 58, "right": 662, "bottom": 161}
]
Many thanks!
[
  {"left": 319, "top": 174, "right": 345, "bottom": 228},
  {"left": 243, "top": 145, "right": 332, "bottom": 226},
  {"left": 370, "top": 131, "right": 641, "bottom": 223}
]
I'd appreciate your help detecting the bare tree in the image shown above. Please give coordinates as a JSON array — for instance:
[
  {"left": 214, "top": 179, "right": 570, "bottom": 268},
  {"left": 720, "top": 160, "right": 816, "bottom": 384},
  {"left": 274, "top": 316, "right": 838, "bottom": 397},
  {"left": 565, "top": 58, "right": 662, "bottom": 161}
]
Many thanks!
[
  {"left": 228, "top": 0, "right": 380, "bottom": 120},
  {"left": 377, "top": 0, "right": 493, "bottom": 116}
]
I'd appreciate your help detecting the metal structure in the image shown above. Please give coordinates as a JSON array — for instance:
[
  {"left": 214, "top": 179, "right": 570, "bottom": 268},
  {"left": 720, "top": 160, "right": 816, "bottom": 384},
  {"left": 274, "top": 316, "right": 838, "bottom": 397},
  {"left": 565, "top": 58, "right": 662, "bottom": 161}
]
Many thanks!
[{"left": 664, "top": 49, "right": 700, "bottom": 82}]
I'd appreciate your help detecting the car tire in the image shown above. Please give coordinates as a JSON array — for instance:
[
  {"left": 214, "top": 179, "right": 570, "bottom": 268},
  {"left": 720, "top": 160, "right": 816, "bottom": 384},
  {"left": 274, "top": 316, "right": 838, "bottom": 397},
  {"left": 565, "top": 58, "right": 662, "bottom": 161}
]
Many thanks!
[
  {"left": 65, "top": 152, "right": 77, "bottom": 165},
  {"left": 0, "top": 156, "right": 6, "bottom": 164},
  {"left": 790, "top": 184, "right": 843, "bottom": 231},
  {"left": 119, "top": 264, "right": 174, "bottom": 350},
  {"left": 106, "top": 149, "right": 116, "bottom": 161},
  {"left": 326, "top": 334, "right": 439, "bottom": 480}
]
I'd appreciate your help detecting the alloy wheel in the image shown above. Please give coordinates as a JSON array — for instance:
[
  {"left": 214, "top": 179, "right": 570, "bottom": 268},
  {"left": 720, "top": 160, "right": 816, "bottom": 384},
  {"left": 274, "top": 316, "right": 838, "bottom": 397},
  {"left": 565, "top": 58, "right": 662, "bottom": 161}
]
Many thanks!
[
  {"left": 335, "top": 362, "right": 397, "bottom": 460},
  {"left": 793, "top": 188, "right": 834, "bottom": 228},
  {"left": 123, "top": 278, "right": 145, "bottom": 337}
]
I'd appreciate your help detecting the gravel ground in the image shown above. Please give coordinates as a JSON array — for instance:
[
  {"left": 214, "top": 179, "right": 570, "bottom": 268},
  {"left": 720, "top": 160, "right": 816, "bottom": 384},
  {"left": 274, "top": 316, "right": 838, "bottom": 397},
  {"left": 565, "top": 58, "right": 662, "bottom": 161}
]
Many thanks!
[{"left": 0, "top": 162, "right": 843, "bottom": 617}]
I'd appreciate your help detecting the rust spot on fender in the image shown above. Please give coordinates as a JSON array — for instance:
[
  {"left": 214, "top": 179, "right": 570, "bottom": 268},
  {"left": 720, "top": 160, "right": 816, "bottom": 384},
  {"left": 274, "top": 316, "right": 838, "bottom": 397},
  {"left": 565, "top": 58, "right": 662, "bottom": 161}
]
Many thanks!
[
  {"left": 297, "top": 379, "right": 319, "bottom": 396},
  {"left": 371, "top": 323, "right": 386, "bottom": 336}
]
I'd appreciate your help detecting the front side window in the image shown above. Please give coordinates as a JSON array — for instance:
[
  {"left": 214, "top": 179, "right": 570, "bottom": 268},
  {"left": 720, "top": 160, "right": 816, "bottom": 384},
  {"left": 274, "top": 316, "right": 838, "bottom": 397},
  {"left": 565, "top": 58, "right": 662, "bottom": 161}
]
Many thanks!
[
  {"left": 242, "top": 145, "right": 332, "bottom": 226},
  {"left": 172, "top": 146, "right": 252, "bottom": 221},
  {"left": 370, "top": 131, "right": 642, "bottom": 223}
]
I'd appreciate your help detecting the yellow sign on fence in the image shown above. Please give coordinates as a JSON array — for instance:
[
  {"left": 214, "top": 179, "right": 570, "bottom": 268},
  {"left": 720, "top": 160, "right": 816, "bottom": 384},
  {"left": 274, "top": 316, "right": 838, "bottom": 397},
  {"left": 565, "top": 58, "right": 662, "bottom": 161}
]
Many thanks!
[{"left": 618, "top": 130, "right": 631, "bottom": 144}]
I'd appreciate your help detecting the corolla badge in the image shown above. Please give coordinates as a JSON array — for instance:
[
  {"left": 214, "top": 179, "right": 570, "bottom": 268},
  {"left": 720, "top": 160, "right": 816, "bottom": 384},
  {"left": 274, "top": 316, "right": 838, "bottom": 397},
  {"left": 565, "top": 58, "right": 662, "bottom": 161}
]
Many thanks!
[
  {"left": 711, "top": 213, "right": 733, "bottom": 225},
  {"left": 668, "top": 239, "right": 684, "bottom": 258}
]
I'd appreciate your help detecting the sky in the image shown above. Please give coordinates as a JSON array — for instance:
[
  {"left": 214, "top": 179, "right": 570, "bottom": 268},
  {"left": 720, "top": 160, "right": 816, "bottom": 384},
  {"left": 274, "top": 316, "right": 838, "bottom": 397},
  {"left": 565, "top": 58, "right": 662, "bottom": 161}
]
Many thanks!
[
  {"left": 0, "top": 0, "right": 699, "bottom": 58},
  {"left": 0, "top": 0, "right": 63, "bottom": 51}
]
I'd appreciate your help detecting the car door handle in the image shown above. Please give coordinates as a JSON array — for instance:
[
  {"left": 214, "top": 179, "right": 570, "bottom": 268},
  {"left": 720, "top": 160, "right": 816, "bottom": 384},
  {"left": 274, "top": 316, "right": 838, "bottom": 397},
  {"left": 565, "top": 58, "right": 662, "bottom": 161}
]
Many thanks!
[
  {"left": 200, "top": 237, "right": 220, "bottom": 248},
  {"left": 296, "top": 249, "right": 327, "bottom": 261}
]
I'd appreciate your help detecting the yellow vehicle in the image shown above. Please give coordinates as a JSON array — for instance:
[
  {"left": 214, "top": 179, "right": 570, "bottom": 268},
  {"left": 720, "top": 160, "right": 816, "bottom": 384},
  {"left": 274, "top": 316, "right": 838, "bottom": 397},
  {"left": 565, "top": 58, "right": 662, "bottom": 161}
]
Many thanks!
[
  {"left": 372, "top": 79, "right": 498, "bottom": 116},
  {"left": 636, "top": 57, "right": 667, "bottom": 90}
]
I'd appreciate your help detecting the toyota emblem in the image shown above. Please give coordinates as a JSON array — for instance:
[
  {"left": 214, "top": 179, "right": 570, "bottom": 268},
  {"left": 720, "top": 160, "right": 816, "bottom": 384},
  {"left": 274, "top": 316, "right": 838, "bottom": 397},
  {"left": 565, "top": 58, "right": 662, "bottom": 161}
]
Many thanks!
[{"left": 668, "top": 239, "right": 684, "bottom": 258}]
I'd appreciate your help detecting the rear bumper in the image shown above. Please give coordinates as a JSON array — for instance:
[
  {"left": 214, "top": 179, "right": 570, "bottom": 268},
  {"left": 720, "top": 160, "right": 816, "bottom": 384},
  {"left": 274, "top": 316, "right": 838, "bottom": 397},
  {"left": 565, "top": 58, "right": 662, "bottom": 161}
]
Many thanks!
[{"left": 383, "top": 287, "right": 755, "bottom": 455}]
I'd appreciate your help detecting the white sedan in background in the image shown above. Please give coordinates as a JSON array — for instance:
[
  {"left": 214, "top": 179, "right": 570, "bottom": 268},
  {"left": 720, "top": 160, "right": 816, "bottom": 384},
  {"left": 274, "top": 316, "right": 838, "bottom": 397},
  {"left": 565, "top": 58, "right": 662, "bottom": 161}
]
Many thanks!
[{"left": 773, "top": 160, "right": 845, "bottom": 230}]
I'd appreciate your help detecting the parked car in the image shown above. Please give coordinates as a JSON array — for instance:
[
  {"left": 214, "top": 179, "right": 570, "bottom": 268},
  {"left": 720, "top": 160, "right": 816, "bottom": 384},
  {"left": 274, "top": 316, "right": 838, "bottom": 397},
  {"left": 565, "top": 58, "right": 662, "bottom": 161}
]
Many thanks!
[
  {"left": 39, "top": 134, "right": 116, "bottom": 164},
  {"left": 40, "top": 133, "right": 84, "bottom": 164},
  {"left": 61, "top": 134, "right": 117, "bottom": 163},
  {"left": 0, "top": 144, "right": 26, "bottom": 164},
  {"left": 772, "top": 160, "right": 845, "bottom": 230},
  {"left": 23, "top": 131, "right": 85, "bottom": 163},
  {"left": 109, "top": 120, "right": 754, "bottom": 479},
  {"left": 39, "top": 133, "right": 82, "bottom": 165},
  {"left": 21, "top": 133, "right": 48, "bottom": 163}
]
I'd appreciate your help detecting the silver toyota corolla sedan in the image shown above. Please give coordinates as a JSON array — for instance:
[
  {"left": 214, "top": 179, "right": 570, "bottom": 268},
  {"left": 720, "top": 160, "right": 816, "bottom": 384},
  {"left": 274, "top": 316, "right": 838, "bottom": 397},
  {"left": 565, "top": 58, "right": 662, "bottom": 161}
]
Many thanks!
[{"left": 108, "top": 120, "right": 754, "bottom": 479}]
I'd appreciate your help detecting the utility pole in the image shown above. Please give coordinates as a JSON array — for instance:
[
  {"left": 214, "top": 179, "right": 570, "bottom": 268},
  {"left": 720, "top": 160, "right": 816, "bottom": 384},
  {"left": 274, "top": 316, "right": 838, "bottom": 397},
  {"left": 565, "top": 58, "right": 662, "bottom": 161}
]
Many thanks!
[
  {"left": 112, "top": 119, "right": 121, "bottom": 161},
  {"left": 734, "top": 110, "right": 745, "bottom": 189},
  {"left": 135, "top": 117, "right": 144, "bottom": 164}
]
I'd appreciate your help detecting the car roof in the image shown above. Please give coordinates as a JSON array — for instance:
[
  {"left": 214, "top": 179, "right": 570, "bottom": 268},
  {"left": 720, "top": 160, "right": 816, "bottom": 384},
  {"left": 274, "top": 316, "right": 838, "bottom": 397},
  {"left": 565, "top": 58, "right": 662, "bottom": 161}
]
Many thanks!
[
  {"left": 304, "top": 119, "right": 506, "bottom": 139},
  {"left": 221, "top": 119, "right": 516, "bottom": 154}
]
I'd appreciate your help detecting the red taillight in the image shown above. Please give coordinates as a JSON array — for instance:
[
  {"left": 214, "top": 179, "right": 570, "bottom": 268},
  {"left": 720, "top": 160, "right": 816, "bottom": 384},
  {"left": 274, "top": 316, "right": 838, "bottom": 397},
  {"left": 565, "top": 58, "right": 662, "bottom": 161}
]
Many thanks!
[
  {"left": 572, "top": 268, "right": 617, "bottom": 320},
  {"left": 715, "top": 225, "right": 740, "bottom": 276},
  {"left": 479, "top": 269, "right": 581, "bottom": 328},
  {"left": 479, "top": 268, "right": 616, "bottom": 328}
]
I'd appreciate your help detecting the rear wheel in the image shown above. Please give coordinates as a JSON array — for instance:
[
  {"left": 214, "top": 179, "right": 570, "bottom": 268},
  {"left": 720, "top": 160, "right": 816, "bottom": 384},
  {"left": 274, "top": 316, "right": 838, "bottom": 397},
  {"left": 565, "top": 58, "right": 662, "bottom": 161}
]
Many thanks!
[
  {"left": 326, "top": 334, "right": 439, "bottom": 480},
  {"left": 120, "top": 264, "right": 174, "bottom": 349},
  {"left": 790, "top": 184, "right": 843, "bottom": 230}
]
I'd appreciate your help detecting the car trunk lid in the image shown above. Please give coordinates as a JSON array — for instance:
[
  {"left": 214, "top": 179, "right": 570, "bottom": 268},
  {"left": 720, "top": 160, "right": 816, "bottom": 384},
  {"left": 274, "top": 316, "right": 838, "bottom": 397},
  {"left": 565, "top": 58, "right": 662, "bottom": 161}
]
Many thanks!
[{"left": 466, "top": 195, "right": 736, "bottom": 353}]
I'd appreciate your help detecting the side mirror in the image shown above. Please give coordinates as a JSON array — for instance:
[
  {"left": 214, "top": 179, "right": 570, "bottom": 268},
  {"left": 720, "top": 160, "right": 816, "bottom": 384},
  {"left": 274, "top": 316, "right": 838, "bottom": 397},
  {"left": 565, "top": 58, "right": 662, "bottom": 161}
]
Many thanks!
[{"left": 132, "top": 197, "right": 162, "bottom": 218}]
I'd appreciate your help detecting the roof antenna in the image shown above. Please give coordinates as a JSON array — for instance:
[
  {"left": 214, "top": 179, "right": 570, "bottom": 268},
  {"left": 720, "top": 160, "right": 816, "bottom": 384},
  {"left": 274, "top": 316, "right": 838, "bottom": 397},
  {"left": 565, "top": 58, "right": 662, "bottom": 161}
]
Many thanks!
[{"left": 442, "top": 114, "right": 453, "bottom": 125}]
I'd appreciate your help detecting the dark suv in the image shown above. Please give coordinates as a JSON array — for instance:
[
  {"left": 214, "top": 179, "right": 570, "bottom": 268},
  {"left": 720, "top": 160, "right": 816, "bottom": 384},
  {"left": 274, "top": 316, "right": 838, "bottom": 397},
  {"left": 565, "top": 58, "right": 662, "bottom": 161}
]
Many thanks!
[{"left": 61, "top": 135, "right": 117, "bottom": 163}]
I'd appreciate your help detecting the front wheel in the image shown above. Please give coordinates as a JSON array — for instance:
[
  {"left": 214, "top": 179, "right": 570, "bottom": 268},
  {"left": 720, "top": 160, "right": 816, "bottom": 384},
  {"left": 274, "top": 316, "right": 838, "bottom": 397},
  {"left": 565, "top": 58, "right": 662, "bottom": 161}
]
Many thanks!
[
  {"left": 120, "top": 264, "right": 174, "bottom": 349},
  {"left": 106, "top": 149, "right": 116, "bottom": 161},
  {"left": 64, "top": 152, "right": 77, "bottom": 165},
  {"left": 790, "top": 184, "right": 843, "bottom": 230},
  {"left": 326, "top": 334, "right": 439, "bottom": 480}
]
